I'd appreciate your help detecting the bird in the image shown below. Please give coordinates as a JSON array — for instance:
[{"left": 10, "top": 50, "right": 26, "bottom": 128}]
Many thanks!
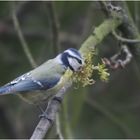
[{"left": 0, "top": 48, "right": 84, "bottom": 105}]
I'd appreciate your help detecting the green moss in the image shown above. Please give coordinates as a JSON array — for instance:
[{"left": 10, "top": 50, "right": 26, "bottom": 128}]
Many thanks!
[{"left": 72, "top": 50, "right": 110, "bottom": 87}]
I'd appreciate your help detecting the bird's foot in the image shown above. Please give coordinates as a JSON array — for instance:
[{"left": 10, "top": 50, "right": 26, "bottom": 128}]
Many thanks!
[
  {"left": 37, "top": 105, "right": 53, "bottom": 123},
  {"left": 39, "top": 112, "right": 53, "bottom": 124},
  {"left": 52, "top": 96, "right": 62, "bottom": 103},
  {"left": 37, "top": 96, "right": 62, "bottom": 123}
]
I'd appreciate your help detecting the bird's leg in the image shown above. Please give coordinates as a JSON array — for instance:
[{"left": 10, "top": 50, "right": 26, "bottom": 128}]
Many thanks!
[
  {"left": 36, "top": 104, "right": 51, "bottom": 121},
  {"left": 52, "top": 96, "right": 63, "bottom": 103},
  {"left": 37, "top": 104, "right": 49, "bottom": 118},
  {"left": 37, "top": 96, "right": 62, "bottom": 123},
  {"left": 37, "top": 104, "right": 46, "bottom": 115}
]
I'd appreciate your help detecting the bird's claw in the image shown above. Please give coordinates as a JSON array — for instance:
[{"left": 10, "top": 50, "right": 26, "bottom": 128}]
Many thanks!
[
  {"left": 53, "top": 96, "right": 62, "bottom": 103},
  {"left": 39, "top": 113, "right": 53, "bottom": 124}
]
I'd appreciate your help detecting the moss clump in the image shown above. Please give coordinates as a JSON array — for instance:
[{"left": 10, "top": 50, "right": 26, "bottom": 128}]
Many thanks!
[
  {"left": 72, "top": 50, "right": 110, "bottom": 87},
  {"left": 93, "top": 63, "right": 110, "bottom": 82}
]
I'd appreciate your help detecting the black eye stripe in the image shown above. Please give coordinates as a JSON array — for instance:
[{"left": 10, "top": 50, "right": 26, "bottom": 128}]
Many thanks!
[
  {"left": 77, "top": 59, "right": 82, "bottom": 64},
  {"left": 69, "top": 56, "right": 82, "bottom": 64}
]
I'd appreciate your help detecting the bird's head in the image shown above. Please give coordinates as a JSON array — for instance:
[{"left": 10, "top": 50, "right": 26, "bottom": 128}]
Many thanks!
[{"left": 60, "top": 48, "right": 84, "bottom": 72}]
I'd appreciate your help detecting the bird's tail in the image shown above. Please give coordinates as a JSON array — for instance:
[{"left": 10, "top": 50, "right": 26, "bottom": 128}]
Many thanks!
[{"left": 0, "top": 85, "right": 12, "bottom": 95}]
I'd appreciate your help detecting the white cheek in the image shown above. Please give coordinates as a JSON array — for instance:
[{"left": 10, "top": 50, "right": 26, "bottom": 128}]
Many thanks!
[{"left": 68, "top": 58, "right": 81, "bottom": 71}]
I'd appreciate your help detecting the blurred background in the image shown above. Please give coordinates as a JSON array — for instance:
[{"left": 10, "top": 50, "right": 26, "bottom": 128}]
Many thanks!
[{"left": 0, "top": 1, "right": 140, "bottom": 139}]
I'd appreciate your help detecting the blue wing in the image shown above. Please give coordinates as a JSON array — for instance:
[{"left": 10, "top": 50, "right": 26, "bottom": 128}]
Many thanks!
[{"left": 0, "top": 72, "right": 60, "bottom": 95}]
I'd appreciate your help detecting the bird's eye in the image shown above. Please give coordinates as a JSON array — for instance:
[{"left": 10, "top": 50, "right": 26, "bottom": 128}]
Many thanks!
[{"left": 78, "top": 59, "right": 82, "bottom": 64}]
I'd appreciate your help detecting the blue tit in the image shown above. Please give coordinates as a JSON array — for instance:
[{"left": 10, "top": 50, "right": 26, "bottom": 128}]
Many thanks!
[{"left": 0, "top": 48, "right": 84, "bottom": 104}]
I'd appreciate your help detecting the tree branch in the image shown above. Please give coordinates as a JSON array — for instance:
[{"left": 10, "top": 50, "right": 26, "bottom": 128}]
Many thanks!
[
  {"left": 30, "top": 15, "right": 122, "bottom": 139},
  {"left": 10, "top": 1, "right": 125, "bottom": 139},
  {"left": 10, "top": 1, "right": 126, "bottom": 139},
  {"left": 98, "top": 1, "right": 140, "bottom": 73},
  {"left": 100, "top": 1, "right": 140, "bottom": 64},
  {"left": 102, "top": 44, "right": 133, "bottom": 69},
  {"left": 112, "top": 30, "right": 140, "bottom": 44},
  {"left": 30, "top": 83, "right": 71, "bottom": 139}
]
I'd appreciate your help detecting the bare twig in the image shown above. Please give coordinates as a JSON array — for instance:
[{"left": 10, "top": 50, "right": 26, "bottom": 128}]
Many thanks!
[
  {"left": 112, "top": 30, "right": 140, "bottom": 44},
  {"left": 102, "top": 44, "right": 133, "bottom": 69},
  {"left": 112, "top": 2, "right": 140, "bottom": 61},
  {"left": 12, "top": 3, "right": 37, "bottom": 68},
  {"left": 99, "top": 2, "right": 136, "bottom": 69}
]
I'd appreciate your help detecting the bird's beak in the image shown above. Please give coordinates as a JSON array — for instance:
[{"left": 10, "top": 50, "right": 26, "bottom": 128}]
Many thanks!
[
  {"left": 78, "top": 60, "right": 85, "bottom": 71},
  {"left": 82, "top": 59, "right": 85, "bottom": 66}
]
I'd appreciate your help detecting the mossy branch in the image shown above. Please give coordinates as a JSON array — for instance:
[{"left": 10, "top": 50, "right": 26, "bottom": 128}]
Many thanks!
[
  {"left": 30, "top": 17, "right": 122, "bottom": 139},
  {"left": 79, "top": 18, "right": 121, "bottom": 55}
]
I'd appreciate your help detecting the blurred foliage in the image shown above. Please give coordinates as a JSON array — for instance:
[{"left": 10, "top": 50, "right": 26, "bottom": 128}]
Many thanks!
[{"left": 0, "top": 1, "right": 140, "bottom": 139}]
